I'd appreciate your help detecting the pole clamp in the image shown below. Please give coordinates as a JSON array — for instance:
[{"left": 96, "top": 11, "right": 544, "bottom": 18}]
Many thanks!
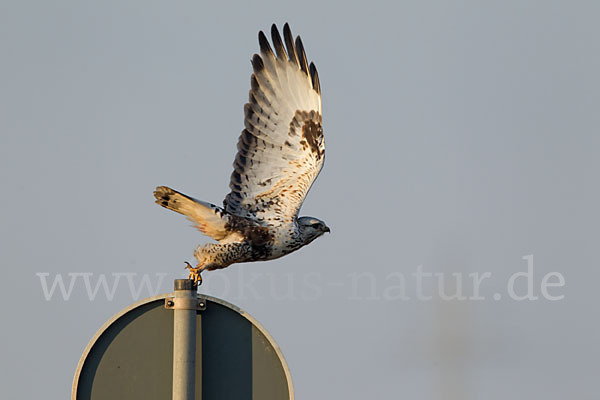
[{"left": 164, "top": 296, "right": 207, "bottom": 311}]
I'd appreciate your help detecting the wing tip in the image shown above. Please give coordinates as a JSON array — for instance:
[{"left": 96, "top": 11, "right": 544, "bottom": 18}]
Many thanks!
[
  {"left": 283, "top": 23, "right": 299, "bottom": 67},
  {"left": 257, "top": 23, "right": 320, "bottom": 95},
  {"left": 294, "top": 35, "right": 309, "bottom": 74},
  {"left": 270, "top": 24, "right": 287, "bottom": 60},
  {"left": 309, "top": 62, "right": 321, "bottom": 95},
  {"left": 251, "top": 53, "right": 264, "bottom": 72},
  {"left": 258, "top": 30, "right": 274, "bottom": 60}
]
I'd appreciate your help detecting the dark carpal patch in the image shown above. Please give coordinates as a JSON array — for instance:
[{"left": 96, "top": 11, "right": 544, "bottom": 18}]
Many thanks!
[
  {"left": 301, "top": 119, "right": 324, "bottom": 160},
  {"left": 288, "top": 110, "right": 324, "bottom": 160}
]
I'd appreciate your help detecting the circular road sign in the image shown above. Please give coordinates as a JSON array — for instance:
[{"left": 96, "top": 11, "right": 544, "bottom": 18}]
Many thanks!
[{"left": 72, "top": 293, "right": 294, "bottom": 400}]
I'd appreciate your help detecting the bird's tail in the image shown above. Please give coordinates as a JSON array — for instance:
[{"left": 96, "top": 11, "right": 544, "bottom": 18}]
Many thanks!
[{"left": 153, "top": 186, "right": 229, "bottom": 241}]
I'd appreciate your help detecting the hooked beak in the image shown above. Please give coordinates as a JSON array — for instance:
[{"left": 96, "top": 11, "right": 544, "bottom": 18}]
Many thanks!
[{"left": 323, "top": 226, "right": 331, "bottom": 233}]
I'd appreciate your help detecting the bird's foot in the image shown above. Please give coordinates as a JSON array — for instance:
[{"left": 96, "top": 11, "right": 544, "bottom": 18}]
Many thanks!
[{"left": 184, "top": 261, "right": 203, "bottom": 286}]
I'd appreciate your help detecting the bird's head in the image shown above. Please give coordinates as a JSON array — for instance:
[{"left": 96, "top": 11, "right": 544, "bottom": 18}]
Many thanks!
[{"left": 297, "top": 217, "right": 330, "bottom": 244}]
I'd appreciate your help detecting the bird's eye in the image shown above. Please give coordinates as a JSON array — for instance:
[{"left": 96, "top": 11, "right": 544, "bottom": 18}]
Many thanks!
[{"left": 311, "top": 222, "right": 321, "bottom": 228}]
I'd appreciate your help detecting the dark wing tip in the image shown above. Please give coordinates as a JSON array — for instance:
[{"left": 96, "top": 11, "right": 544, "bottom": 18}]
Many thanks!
[
  {"left": 294, "top": 35, "right": 309, "bottom": 74},
  {"left": 257, "top": 24, "right": 319, "bottom": 94},
  {"left": 251, "top": 54, "right": 264, "bottom": 72},
  {"left": 283, "top": 23, "right": 299, "bottom": 66},
  {"left": 309, "top": 62, "right": 321, "bottom": 95},
  {"left": 258, "top": 30, "right": 274, "bottom": 59},
  {"left": 270, "top": 24, "right": 287, "bottom": 60}
]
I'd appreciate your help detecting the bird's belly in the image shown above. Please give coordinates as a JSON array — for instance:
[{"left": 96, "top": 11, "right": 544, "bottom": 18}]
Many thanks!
[{"left": 263, "top": 237, "right": 302, "bottom": 260}]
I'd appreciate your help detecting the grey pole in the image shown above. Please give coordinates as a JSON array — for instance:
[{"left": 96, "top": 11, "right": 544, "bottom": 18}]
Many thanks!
[{"left": 172, "top": 279, "right": 197, "bottom": 400}]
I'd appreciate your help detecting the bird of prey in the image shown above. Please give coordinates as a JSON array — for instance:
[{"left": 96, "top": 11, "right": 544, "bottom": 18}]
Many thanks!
[{"left": 154, "top": 23, "right": 329, "bottom": 284}]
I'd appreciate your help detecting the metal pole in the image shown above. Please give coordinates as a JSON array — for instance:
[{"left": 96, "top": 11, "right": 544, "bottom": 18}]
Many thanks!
[{"left": 172, "top": 279, "right": 197, "bottom": 400}]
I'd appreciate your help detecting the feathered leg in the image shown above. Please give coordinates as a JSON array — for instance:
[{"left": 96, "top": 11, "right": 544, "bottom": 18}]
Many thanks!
[
  {"left": 193, "top": 242, "right": 253, "bottom": 272},
  {"left": 183, "top": 243, "right": 253, "bottom": 285}
]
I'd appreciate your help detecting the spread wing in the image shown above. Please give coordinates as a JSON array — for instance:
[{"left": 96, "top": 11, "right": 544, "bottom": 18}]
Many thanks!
[{"left": 223, "top": 24, "right": 324, "bottom": 226}]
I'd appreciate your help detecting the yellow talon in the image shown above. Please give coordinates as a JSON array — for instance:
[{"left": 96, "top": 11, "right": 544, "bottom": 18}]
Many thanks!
[{"left": 184, "top": 261, "right": 203, "bottom": 286}]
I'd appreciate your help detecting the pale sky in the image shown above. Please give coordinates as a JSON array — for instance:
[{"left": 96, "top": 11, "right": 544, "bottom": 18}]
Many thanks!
[{"left": 1, "top": 1, "right": 599, "bottom": 399}]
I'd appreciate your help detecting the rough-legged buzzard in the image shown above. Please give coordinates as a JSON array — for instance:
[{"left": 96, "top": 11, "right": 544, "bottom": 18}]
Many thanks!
[{"left": 154, "top": 24, "right": 329, "bottom": 284}]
